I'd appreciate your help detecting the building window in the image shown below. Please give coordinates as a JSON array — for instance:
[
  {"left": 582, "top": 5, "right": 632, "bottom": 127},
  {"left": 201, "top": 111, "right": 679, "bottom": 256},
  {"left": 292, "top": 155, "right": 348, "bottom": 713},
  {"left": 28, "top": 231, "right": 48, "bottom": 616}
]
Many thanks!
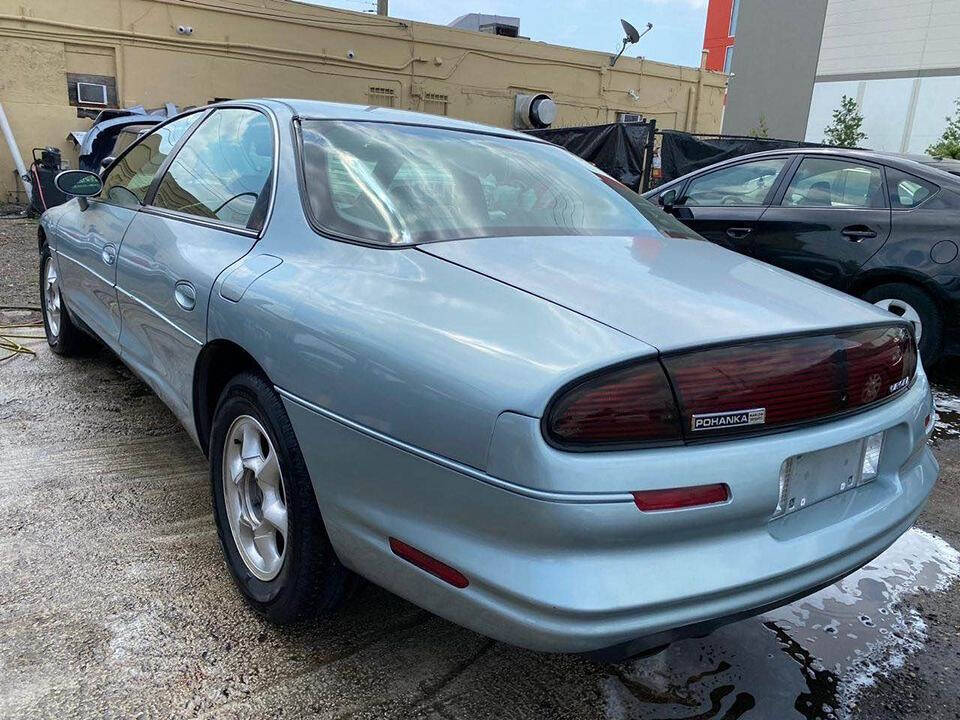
[
  {"left": 729, "top": 0, "right": 740, "bottom": 36},
  {"left": 724, "top": 45, "right": 734, "bottom": 73},
  {"left": 368, "top": 86, "right": 396, "bottom": 107},
  {"left": 423, "top": 92, "right": 449, "bottom": 116}
]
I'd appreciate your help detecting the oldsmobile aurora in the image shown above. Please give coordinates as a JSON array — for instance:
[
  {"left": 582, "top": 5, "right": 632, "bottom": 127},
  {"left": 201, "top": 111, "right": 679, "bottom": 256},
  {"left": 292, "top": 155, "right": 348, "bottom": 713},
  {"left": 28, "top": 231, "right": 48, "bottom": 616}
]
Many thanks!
[{"left": 41, "top": 100, "right": 938, "bottom": 658}]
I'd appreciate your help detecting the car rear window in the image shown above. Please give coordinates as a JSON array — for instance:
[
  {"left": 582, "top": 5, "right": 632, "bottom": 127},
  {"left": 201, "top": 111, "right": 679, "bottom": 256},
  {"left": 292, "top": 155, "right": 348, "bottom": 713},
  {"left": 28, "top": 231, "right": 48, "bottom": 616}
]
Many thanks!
[
  {"left": 886, "top": 167, "right": 940, "bottom": 209},
  {"left": 298, "top": 120, "right": 699, "bottom": 246}
]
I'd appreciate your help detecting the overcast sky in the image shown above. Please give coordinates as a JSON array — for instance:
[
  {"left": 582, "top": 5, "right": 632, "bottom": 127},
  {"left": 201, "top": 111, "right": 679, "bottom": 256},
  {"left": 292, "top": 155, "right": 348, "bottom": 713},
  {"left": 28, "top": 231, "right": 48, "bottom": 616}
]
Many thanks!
[{"left": 299, "top": 0, "right": 709, "bottom": 68}]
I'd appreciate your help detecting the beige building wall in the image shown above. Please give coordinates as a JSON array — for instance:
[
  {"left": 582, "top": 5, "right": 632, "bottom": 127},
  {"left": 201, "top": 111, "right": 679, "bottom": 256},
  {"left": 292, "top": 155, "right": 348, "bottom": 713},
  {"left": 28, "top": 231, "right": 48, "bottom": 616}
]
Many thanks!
[{"left": 0, "top": 0, "right": 726, "bottom": 204}]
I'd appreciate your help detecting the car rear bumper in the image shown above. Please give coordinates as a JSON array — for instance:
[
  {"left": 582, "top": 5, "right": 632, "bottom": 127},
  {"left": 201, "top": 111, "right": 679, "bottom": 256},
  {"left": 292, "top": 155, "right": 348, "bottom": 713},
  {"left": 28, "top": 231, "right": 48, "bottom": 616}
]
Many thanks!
[{"left": 279, "top": 372, "right": 937, "bottom": 655}]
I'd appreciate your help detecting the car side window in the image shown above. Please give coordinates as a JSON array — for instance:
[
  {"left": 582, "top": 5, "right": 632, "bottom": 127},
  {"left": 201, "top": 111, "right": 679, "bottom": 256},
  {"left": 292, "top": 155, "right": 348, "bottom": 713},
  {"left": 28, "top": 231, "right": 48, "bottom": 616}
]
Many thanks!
[
  {"left": 782, "top": 157, "right": 885, "bottom": 209},
  {"left": 885, "top": 167, "right": 939, "bottom": 209},
  {"left": 100, "top": 114, "right": 200, "bottom": 209},
  {"left": 152, "top": 108, "right": 273, "bottom": 229},
  {"left": 682, "top": 158, "right": 788, "bottom": 207}
]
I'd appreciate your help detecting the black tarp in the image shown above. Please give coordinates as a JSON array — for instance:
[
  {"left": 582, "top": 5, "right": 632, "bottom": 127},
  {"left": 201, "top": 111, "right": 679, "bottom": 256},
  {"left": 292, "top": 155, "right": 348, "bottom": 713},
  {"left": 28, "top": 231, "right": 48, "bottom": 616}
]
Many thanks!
[
  {"left": 527, "top": 122, "right": 653, "bottom": 191},
  {"left": 658, "top": 131, "right": 824, "bottom": 185}
]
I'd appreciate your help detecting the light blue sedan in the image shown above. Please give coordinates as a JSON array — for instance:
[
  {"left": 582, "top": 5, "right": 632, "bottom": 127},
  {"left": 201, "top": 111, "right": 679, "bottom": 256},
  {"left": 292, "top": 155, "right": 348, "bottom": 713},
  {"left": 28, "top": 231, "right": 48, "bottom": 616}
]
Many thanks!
[{"left": 41, "top": 100, "right": 938, "bottom": 659}]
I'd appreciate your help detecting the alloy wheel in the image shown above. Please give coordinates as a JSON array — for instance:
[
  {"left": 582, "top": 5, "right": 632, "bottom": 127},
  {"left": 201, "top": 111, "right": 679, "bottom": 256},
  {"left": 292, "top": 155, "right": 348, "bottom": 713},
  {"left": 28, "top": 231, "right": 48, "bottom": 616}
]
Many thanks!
[
  {"left": 872, "top": 298, "right": 922, "bottom": 342},
  {"left": 44, "top": 257, "right": 61, "bottom": 338},
  {"left": 222, "top": 414, "right": 288, "bottom": 581}
]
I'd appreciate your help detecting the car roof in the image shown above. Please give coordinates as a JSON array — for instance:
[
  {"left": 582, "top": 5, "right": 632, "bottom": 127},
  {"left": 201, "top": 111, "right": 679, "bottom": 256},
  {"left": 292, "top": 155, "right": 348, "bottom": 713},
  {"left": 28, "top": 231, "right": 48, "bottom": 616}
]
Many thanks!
[{"left": 235, "top": 98, "right": 537, "bottom": 141}]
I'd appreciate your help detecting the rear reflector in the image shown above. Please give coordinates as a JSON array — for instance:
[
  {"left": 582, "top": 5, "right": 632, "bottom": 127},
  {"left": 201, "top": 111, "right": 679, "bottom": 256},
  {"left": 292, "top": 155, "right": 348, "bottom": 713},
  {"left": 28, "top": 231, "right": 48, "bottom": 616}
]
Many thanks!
[
  {"left": 633, "top": 483, "right": 730, "bottom": 511},
  {"left": 389, "top": 538, "right": 469, "bottom": 588}
]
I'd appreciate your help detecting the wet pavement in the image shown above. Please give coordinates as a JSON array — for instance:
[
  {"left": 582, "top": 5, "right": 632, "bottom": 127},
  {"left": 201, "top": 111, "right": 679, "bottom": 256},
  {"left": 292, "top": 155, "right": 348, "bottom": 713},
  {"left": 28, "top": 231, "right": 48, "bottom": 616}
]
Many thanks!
[
  {"left": 2, "top": 217, "right": 960, "bottom": 719},
  {"left": 603, "top": 528, "right": 960, "bottom": 720}
]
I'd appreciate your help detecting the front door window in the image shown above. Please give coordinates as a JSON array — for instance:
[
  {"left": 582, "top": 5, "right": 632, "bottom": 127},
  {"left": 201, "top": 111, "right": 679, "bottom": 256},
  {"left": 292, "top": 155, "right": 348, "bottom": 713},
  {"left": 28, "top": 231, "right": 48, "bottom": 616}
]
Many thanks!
[{"left": 100, "top": 114, "right": 201, "bottom": 208}]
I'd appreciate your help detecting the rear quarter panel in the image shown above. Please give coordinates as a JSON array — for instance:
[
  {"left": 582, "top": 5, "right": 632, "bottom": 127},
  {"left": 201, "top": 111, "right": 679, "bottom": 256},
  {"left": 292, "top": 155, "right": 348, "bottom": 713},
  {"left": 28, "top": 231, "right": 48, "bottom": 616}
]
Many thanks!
[{"left": 207, "top": 219, "right": 650, "bottom": 470}]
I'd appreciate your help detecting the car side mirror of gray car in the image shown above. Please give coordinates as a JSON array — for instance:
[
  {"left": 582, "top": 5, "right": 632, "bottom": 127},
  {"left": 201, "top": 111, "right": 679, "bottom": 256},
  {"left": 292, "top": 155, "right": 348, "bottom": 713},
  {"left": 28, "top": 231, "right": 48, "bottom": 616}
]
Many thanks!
[
  {"left": 56, "top": 170, "right": 103, "bottom": 197},
  {"left": 55, "top": 170, "right": 103, "bottom": 211}
]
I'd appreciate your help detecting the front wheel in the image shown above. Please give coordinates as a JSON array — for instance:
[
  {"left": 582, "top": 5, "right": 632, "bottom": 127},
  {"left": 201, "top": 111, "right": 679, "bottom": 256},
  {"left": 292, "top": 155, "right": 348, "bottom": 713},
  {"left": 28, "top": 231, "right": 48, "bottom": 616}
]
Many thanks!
[
  {"left": 209, "top": 372, "right": 357, "bottom": 623},
  {"left": 39, "top": 245, "right": 94, "bottom": 356},
  {"left": 862, "top": 283, "right": 942, "bottom": 367}
]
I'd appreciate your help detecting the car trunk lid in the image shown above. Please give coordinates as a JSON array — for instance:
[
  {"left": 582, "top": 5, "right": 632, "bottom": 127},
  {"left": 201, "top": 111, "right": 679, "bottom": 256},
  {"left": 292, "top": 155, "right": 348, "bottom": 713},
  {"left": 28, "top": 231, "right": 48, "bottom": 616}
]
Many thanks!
[{"left": 418, "top": 233, "right": 896, "bottom": 352}]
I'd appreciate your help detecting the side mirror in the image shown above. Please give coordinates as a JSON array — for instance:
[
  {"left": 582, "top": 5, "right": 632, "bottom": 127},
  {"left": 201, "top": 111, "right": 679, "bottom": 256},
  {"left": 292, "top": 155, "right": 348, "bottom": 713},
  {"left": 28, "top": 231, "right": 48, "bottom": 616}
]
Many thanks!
[
  {"left": 659, "top": 188, "right": 677, "bottom": 208},
  {"left": 55, "top": 170, "right": 103, "bottom": 197}
]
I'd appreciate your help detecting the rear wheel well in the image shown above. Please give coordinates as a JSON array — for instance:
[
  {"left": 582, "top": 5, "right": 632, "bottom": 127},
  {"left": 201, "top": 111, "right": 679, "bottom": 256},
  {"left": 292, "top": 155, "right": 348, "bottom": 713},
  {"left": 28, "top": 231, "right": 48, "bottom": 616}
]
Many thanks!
[
  {"left": 194, "top": 340, "right": 270, "bottom": 456},
  {"left": 850, "top": 272, "right": 942, "bottom": 309},
  {"left": 38, "top": 226, "right": 46, "bottom": 251}
]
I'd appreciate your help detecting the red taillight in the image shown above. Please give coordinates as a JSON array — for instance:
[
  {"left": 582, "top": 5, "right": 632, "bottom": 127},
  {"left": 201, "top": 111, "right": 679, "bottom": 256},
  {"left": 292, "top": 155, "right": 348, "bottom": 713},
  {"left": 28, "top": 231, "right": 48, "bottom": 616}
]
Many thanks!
[
  {"left": 544, "top": 325, "right": 915, "bottom": 449},
  {"left": 544, "top": 360, "right": 682, "bottom": 448},
  {"left": 389, "top": 538, "right": 469, "bottom": 588},
  {"left": 664, "top": 325, "right": 915, "bottom": 439},
  {"left": 633, "top": 483, "right": 730, "bottom": 511}
]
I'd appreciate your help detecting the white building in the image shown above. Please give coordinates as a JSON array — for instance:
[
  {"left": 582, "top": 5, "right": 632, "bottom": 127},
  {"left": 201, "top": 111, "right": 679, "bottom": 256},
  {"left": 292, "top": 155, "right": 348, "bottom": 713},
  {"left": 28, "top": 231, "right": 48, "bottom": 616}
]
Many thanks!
[{"left": 805, "top": 0, "right": 960, "bottom": 152}]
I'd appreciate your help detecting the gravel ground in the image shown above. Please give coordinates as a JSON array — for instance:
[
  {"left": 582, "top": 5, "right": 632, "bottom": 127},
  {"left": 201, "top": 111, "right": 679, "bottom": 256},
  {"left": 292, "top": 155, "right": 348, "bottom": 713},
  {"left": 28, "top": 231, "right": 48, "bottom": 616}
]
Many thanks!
[{"left": 1, "top": 216, "right": 959, "bottom": 720}]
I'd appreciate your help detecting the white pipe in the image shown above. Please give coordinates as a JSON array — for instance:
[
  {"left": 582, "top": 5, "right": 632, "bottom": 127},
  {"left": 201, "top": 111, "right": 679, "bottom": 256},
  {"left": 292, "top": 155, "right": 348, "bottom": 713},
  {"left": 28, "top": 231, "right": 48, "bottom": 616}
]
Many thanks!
[{"left": 0, "top": 102, "right": 32, "bottom": 204}]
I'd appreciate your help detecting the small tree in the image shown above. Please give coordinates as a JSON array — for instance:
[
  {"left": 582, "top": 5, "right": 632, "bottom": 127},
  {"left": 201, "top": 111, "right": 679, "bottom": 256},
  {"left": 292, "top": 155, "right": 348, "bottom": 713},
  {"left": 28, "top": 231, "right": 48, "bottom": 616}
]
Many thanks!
[
  {"left": 927, "top": 98, "right": 960, "bottom": 159},
  {"left": 823, "top": 95, "right": 867, "bottom": 148},
  {"left": 748, "top": 113, "right": 769, "bottom": 139}
]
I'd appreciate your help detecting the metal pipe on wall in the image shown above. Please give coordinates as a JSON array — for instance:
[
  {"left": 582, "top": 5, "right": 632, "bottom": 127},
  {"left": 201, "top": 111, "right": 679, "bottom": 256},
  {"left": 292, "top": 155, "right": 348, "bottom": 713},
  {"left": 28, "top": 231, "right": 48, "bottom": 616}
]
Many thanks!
[{"left": 0, "top": 102, "right": 32, "bottom": 204}]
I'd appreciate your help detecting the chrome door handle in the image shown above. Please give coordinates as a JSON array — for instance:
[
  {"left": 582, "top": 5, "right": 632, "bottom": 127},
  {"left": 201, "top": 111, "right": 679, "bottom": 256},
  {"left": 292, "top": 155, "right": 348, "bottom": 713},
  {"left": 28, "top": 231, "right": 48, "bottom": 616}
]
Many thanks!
[
  {"left": 726, "top": 227, "right": 752, "bottom": 240},
  {"left": 101, "top": 244, "right": 117, "bottom": 265},
  {"left": 174, "top": 281, "right": 197, "bottom": 311}
]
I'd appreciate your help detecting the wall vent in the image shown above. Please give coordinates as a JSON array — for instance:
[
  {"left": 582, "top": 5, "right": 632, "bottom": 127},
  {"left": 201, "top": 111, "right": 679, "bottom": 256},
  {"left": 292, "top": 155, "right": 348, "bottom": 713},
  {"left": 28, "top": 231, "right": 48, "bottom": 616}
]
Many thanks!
[
  {"left": 423, "top": 92, "right": 449, "bottom": 116},
  {"left": 368, "top": 86, "right": 396, "bottom": 107}
]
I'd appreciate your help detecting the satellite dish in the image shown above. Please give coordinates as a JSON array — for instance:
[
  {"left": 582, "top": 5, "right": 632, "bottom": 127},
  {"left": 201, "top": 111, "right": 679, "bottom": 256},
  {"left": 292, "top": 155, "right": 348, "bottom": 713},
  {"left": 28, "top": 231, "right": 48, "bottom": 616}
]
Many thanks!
[{"left": 611, "top": 19, "right": 653, "bottom": 66}]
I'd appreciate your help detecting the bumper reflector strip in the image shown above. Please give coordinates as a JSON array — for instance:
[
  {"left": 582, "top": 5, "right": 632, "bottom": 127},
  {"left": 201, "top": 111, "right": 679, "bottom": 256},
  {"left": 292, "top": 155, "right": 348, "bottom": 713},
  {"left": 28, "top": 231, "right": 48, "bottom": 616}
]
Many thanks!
[
  {"left": 389, "top": 538, "right": 469, "bottom": 588},
  {"left": 632, "top": 483, "right": 730, "bottom": 512}
]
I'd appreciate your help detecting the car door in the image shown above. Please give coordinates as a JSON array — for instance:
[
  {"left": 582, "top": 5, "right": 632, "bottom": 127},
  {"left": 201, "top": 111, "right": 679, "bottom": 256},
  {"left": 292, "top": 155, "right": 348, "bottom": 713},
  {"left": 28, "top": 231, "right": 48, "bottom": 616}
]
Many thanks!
[
  {"left": 116, "top": 107, "right": 275, "bottom": 430},
  {"left": 750, "top": 155, "right": 892, "bottom": 291},
  {"left": 52, "top": 113, "right": 200, "bottom": 349},
  {"left": 667, "top": 156, "right": 792, "bottom": 255}
]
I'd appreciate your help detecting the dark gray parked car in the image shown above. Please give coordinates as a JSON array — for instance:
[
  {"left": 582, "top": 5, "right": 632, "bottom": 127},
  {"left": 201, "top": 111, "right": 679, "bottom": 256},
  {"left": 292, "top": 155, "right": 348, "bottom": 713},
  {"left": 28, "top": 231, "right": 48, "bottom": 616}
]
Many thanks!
[{"left": 644, "top": 147, "right": 960, "bottom": 365}]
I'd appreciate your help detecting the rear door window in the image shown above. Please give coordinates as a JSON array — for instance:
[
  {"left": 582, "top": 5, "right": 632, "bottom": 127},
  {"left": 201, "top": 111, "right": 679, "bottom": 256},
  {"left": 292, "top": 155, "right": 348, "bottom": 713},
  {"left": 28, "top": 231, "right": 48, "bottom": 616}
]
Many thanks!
[
  {"left": 782, "top": 157, "right": 886, "bottom": 209},
  {"left": 152, "top": 108, "right": 274, "bottom": 229},
  {"left": 681, "top": 158, "right": 788, "bottom": 207},
  {"left": 885, "top": 167, "right": 939, "bottom": 209}
]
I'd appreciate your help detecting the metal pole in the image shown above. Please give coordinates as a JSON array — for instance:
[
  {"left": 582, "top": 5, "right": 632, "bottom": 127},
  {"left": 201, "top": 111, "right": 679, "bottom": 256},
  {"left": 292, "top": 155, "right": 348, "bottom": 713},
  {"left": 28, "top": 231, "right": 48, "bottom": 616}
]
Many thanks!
[
  {"left": 641, "top": 119, "right": 657, "bottom": 193},
  {"left": 0, "top": 102, "right": 32, "bottom": 204},
  {"left": 376, "top": 0, "right": 388, "bottom": 15}
]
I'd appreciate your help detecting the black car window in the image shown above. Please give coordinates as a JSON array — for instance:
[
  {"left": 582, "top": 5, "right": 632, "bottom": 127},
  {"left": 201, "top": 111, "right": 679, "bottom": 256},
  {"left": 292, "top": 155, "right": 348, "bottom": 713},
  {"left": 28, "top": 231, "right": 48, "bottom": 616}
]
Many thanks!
[
  {"left": 101, "top": 114, "right": 198, "bottom": 208},
  {"left": 886, "top": 167, "right": 939, "bottom": 209},
  {"left": 782, "top": 157, "right": 885, "bottom": 209},
  {"left": 682, "top": 158, "right": 788, "bottom": 207},
  {"left": 152, "top": 108, "right": 273, "bottom": 229}
]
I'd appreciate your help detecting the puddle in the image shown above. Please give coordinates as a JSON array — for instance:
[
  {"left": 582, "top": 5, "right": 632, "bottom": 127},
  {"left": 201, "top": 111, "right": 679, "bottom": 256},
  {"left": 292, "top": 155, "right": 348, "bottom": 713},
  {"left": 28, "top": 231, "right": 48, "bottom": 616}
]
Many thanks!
[
  {"left": 603, "top": 528, "right": 960, "bottom": 720},
  {"left": 930, "top": 360, "right": 960, "bottom": 441},
  {"left": 932, "top": 387, "right": 960, "bottom": 440}
]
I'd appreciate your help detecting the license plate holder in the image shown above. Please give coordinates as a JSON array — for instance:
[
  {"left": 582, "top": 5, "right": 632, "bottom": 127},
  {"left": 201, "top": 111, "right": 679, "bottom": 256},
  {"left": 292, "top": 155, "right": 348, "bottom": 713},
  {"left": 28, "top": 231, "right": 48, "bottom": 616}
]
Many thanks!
[{"left": 776, "top": 438, "right": 866, "bottom": 517}]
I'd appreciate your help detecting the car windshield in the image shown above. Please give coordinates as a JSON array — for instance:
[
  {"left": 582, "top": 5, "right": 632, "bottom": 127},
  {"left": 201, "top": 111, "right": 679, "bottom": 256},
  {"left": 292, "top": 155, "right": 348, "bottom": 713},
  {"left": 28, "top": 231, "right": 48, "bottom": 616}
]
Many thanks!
[{"left": 299, "top": 120, "right": 698, "bottom": 245}]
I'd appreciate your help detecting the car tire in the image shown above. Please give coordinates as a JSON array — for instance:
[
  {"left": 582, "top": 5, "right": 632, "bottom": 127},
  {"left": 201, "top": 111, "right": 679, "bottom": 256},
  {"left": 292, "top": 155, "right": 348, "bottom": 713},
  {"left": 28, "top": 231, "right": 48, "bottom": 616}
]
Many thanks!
[
  {"left": 39, "top": 244, "right": 95, "bottom": 356},
  {"left": 862, "top": 282, "right": 943, "bottom": 367},
  {"left": 209, "top": 371, "right": 358, "bottom": 623}
]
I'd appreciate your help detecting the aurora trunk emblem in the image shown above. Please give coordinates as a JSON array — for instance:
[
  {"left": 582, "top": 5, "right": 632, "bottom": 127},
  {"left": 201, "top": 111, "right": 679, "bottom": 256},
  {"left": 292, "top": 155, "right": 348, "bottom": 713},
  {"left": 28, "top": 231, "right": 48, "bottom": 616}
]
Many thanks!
[{"left": 691, "top": 408, "right": 766, "bottom": 431}]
